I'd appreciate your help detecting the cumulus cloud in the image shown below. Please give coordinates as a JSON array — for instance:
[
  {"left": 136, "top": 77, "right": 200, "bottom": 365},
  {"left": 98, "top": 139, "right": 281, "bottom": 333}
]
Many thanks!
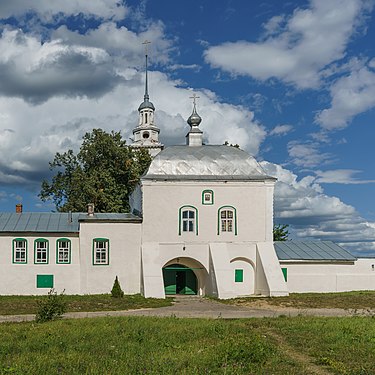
[
  {"left": 314, "top": 169, "right": 375, "bottom": 184},
  {"left": 316, "top": 64, "right": 375, "bottom": 130},
  {"left": 0, "top": 0, "right": 127, "bottom": 21},
  {"left": 204, "top": 0, "right": 371, "bottom": 89},
  {"left": 287, "top": 140, "right": 334, "bottom": 168},
  {"left": 261, "top": 161, "right": 375, "bottom": 255},
  {"left": 0, "top": 29, "right": 123, "bottom": 104},
  {"left": 269, "top": 124, "right": 293, "bottom": 136}
]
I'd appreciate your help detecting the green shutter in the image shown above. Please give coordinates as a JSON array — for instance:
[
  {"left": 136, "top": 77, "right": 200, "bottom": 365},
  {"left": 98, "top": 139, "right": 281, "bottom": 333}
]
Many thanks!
[
  {"left": 282, "top": 268, "right": 288, "bottom": 282},
  {"left": 36, "top": 275, "right": 54, "bottom": 288},
  {"left": 235, "top": 269, "right": 243, "bottom": 282}
]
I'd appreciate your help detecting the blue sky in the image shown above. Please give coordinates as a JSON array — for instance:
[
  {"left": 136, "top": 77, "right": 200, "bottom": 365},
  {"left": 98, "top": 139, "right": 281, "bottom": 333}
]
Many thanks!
[{"left": 0, "top": 0, "right": 375, "bottom": 255}]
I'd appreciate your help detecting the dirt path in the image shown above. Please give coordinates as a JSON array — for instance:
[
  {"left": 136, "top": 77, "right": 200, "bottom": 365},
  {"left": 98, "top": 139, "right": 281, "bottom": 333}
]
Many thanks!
[
  {"left": 0, "top": 296, "right": 372, "bottom": 323},
  {"left": 263, "top": 328, "right": 332, "bottom": 375}
]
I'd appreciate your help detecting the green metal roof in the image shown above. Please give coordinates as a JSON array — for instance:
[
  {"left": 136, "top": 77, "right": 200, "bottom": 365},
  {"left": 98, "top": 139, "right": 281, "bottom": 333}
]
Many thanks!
[
  {"left": 0, "top": 212, "right": 141, "bottom": 233},
  {"left": 275, "top": 241, "right": 356, "bottom": 261}
]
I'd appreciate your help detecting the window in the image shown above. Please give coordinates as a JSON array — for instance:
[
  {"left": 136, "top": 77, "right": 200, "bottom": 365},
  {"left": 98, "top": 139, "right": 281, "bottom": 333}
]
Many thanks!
[
  {"left": 93, "top": 238, "right": 109, "bottom": 265},
  {"left": 202, "top": 189, "right": 214, "bottom": 205},
  {"left": 56, "top": 239, "right": 71, "bottom": 264},
  {"left": 34, "top": 239, "right": 49, "bottom": 264},
  {"left": 179, "top": 206, "right": 198, "bottom": 235},
  {"left": 235, "top": 269, "right": 243, "bottom": 282},
  {"left": 13, "top": 238, "right": 27, "bottom": 264},
  {"left": 218, "top": 206, "right": 237, "bottom": 235}
]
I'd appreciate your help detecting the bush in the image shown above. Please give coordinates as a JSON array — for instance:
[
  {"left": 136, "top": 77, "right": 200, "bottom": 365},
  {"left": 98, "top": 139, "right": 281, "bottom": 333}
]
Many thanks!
[
  {"left": 35, "top": 289, "right": 67, "bottom": 323},
  {"left": 111, "top": 276, "right": 124, "bottom": 298}
]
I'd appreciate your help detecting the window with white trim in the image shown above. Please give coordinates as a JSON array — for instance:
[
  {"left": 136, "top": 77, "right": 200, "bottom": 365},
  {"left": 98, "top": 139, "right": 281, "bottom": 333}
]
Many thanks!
[
  {"left": 57, "top": 239, "right": 71, "bottom": 264},
  {"left": 221, "top": 210, "right": 234, "bottom": 232},
  {"left": 13, "top": 239, "right": 27, "bottom": 263},
  {"left": 218, "top": 206, "right": 237, "bottom": 235},
  {"left": 179, "top": 206, "right": 198, "bottom": 235},
  {"left": 35, "top": 239, "right": 48, "bottom": 264},
  {"left": 93, "top": 239, "right": 109, "bottom": 265}
]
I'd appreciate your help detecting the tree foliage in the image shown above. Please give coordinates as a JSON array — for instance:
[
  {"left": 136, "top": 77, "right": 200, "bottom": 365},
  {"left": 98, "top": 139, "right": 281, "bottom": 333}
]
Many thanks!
[
  {"left": 39, "top": 129, "right": 151, "bottom": 212},
  {"left": 273, "top": 224, "right": 289, "bottom": 241},
  {"left": 111, "top": 276, "right": 124, "bottom": 298}
]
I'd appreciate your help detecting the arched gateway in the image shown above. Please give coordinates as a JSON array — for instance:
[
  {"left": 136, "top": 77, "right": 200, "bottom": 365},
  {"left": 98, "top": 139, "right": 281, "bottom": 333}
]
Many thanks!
[
  {"left": 163, "top": 264, "right": 198, "bottom": 295},
  {"left": 162, "top": 258, "right": 207, "bottom": 296}
]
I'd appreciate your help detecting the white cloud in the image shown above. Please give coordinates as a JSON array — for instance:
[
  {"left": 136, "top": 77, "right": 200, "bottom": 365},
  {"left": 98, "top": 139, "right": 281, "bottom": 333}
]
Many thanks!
[
  {"left": 0, "top": 0, "right": 127, "bottom": 21},
  {"left": 204, "top": 0, "right": 371, "bottom": 89},
  {"left": 261, "top": 161, "right": 375, "bottom": 255},
  {"left": 287, "top": 140, "right": 333, "bottom": 168},
  {"left": 316, "top": 64, "right": 375, "bottom": 130},
  {"left": 269, "top": 124, "right": 293, "bottom": 136},
  {"left": 314, "top": 169, "right": 375, "bottom": 184}
]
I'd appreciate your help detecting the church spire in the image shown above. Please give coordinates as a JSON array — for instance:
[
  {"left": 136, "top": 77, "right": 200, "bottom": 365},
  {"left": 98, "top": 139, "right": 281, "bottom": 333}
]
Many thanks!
[
  {"left": 186, "top": 93, "right": 203, "bottom": 146},
  {"left": 131, "top": 40, "right": 163, "bottom": 157}
]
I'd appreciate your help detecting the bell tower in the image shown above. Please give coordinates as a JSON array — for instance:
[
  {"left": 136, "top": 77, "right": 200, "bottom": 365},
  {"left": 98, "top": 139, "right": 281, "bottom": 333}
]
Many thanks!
[{"left": 131, "top": 41, "right": 163, "bottom": 157}]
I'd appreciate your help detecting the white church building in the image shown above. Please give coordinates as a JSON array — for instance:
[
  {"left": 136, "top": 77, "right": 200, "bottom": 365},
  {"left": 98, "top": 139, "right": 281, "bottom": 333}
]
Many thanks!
[{"left": 1, "top": 58, "right": 375, "bottom": 298}]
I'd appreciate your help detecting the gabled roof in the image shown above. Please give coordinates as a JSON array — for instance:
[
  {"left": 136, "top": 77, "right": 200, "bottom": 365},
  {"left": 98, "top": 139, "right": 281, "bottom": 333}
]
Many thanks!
[
  {"left": 275, "top": 241, "right": 356, "bottom": 261},
  {"left": 144, "top": 145, "right": 275, "bottom": 181},
  {"left": 0, "top": 212, "right": 141, "bottom": 233}
]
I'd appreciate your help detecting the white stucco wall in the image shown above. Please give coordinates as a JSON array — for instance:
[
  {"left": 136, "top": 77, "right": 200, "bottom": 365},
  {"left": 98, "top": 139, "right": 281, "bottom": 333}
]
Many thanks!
[
  {"left": 79, "top": 222, "right": 142, "bottom": 295},
  {"left": 141, "top": 180, "right": 275, "bottom": 244},
  {"left": 0, "top": 234, "right": 80, "bottom": 295},
  {"left": 281, "top": 259, "right": 375, "bottom": 293}
]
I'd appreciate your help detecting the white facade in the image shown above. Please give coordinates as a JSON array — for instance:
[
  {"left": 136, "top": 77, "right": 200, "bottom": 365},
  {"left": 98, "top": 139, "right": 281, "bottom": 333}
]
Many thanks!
[{"left": 1, "top": 95, "right": 374, "bottom": 298}]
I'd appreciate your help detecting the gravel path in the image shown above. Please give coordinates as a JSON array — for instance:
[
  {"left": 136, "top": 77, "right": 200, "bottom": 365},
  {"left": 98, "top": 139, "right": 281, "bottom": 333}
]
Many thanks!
[{"left": 1, "top": 296, "right": 373, "bottom": 323}]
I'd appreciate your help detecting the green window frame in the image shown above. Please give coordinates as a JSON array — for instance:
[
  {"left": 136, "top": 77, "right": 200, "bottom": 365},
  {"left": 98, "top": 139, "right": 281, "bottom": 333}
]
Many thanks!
[
  {"left": 282, "top": 267, "right": 288, "bottom": 282},
  {"left": 36, "top": 275, "right": 54, "bottom": 288},
  {"left": 34, "top": 238, "right": 49, "bottom": 264},
  {"left": 202, "top": 189, "right": 214, "bottom": 205},
  {"left": 56, "top": 238, "right": 71, "bottom": 264},
  {"left": 235, "top": 269, "right": 243, "bottom": 283},
  {"left": 178, "top": 205, "right": 198, "bottom": 235},
  {"left": 93, "top": 238, "right": 110, "bottom": 265},
  {"left": 12, "top": 238, "right": 27, "bottom": 264},
  {"left": 217, "top": 206, "right": 237, "bottom": 235}
]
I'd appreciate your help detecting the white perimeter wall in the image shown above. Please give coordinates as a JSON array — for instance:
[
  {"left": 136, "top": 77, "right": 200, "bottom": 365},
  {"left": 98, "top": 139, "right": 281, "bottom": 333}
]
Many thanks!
[
  {"left": 79, "top": 222, "right": 142, "bottom": 295},
  {"left": 0, "top": 234, "right": 80, "bottom": 295},
  {"left": 281, "top": 259, "right": 375, "bottom": 293}
]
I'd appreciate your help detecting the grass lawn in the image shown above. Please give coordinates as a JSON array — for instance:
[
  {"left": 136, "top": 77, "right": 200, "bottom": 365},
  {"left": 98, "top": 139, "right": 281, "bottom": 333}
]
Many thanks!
[
  {"left": 221, "top": 290, "right": 375, "bottom": 310},
  {"left": 0, "top": 316, "right": 374, "bottom": 374},
  {"left": 0, "top": 294, "right": 172, "bottom": 316}
]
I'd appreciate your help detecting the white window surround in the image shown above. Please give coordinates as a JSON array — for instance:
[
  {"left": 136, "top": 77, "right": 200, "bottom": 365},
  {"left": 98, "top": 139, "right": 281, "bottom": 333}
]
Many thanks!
[
  {"left": 57, "top": 239, "right": 71, "bottom": 264},
  {"left": 35, "top": 239, "right": 48, "bottom": 264},
  {"left": 93, "top": 239, "right": 109, "bottom": 265}
]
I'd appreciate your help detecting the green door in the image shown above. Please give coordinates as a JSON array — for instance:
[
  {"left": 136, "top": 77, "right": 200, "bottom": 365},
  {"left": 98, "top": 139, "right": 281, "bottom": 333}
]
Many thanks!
[{"left": 163, "top": 265, "right": 198, "bottom": 295}]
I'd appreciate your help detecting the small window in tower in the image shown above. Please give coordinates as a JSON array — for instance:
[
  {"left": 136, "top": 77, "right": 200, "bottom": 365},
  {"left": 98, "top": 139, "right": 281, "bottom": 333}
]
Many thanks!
[
  {"left": 145, "top": 113, "right": 148, "bottom": 123},
  {"left": 143, "top": 132, "right": 150, "bottom": 139}
]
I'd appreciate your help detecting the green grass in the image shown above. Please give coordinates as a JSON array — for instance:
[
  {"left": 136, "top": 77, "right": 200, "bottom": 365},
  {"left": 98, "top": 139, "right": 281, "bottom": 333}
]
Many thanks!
[
  {"left": 0, "top": 316, "right": 374, "bottom": 374},
  {"left": 222, "top": 290, "right": 375, "bottom": 310},
  {"left": 0, "top": 294, "right": 172, "bottom": 316}
]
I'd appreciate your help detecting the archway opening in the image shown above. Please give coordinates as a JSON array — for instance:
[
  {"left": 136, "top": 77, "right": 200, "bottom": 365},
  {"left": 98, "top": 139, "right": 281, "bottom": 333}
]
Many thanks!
[{"left": 163, "top": 264, "right": 198, "bottom": 295}]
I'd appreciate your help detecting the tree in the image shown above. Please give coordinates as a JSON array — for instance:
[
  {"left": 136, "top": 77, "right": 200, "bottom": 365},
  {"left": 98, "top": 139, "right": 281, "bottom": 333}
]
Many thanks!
[
  {"left": 111, "top": 276, "right": 124, "bottom": 298},
  {"left": 273, "top": 224, "right": 289, "bottom": 241},
  {"left": 39, "top": 129, "right": 151, "bottom": 212}
]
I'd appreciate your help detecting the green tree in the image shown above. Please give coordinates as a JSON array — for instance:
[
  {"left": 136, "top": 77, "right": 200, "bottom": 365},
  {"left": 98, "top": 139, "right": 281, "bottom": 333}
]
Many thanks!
[
  {"left": 273, "top": 224, "right": 289, "bottom": 241},
  {"left": 111, "top": 276, "right": 124, "bottom": 298},
  {"left": 39, "top": 129, "right": 151, "bottom": 212}
]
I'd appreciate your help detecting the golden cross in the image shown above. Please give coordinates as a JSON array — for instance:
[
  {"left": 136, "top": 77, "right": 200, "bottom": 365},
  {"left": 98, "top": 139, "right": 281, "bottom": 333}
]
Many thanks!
[{"left": 189, "top": 93, "right": 200, "bottom": 106}]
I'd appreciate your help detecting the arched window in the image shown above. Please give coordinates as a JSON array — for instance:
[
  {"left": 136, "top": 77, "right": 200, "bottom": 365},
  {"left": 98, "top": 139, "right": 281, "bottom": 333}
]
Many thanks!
[
  {"left": 218, "top": 206, "right": 237, "bottom": 235},
  {"left": 34, "top": 238, "right": 49, "bottom": 264},
  {"left": 56, "top": 238, "right": 71, "bottom": 264},
  {"left": 13, "top": 238, "right": 27, "bottom": 264},
  {"left": 202, "top": 189, "right": 214, "bottom": 205},
  {"left": 179, "top": 206, "right": 198, "bottom": 235}
]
